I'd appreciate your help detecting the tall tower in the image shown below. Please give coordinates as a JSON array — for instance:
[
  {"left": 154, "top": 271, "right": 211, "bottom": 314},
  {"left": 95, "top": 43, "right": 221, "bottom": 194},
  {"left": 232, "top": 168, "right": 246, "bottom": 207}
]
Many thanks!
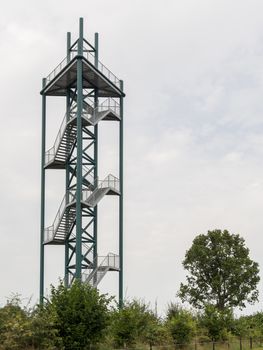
[{"left": 40, "top": 18, "right": 125, "bottom": 306}]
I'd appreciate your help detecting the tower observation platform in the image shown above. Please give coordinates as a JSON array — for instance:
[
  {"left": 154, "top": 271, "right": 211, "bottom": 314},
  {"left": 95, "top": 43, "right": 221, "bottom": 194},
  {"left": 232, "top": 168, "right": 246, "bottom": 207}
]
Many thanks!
[{"left": 39, "top": 18, "right": 125, "bottom": 306}]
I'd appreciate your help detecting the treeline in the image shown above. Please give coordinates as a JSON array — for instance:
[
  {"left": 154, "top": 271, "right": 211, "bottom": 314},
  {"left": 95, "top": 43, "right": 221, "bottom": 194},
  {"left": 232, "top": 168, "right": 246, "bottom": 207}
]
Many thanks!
[{"left": 0, "top": 281, "right": 263, "bottom": 350}]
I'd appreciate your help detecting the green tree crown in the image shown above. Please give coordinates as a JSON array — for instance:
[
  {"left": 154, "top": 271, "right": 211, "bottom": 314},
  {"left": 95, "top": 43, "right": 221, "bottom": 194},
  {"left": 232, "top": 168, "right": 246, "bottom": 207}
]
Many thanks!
[{"left": 178, "top": 229, "right": 260, "bottom": 311}]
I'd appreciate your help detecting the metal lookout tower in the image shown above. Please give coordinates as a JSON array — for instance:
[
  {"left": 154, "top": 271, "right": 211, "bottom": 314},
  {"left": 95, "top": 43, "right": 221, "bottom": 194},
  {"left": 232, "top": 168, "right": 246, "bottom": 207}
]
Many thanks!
[{"left": 39, "top": 18, "right": 125, "bottom": 306}]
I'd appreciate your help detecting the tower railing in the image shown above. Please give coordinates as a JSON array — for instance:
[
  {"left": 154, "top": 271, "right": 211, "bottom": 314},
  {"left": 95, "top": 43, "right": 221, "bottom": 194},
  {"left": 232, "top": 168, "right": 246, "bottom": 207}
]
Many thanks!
[
  {"left": 98, "top": 173, "right": 120, "bottom": 192},
  {"left": 45, "top": 49, "right": 121, "bottom": 89},
  {"left": 96, "top": 98, "right": 120, "bottom": 116},
  {"left": 82, "top": 174, "right": 120, "bottom": 203},
  {"left": 99, "top": 253, "right": 120, "bottom": 270},
  {"left": 44, "top": 174, "right": 119, "bottom": 243},
  {"left": 84, "top": 98, "right": 120, "bottom": 123},
  {"left": 45, "top": 54, "right": 72, "bottom": 85},
  {"left": 82, "top": 253, "right": 120, "bottom": 285}
]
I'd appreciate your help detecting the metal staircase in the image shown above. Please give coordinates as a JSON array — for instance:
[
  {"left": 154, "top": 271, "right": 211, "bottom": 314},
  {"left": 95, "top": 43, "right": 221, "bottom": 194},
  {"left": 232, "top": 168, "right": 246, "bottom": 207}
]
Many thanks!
[
  {"left": 45, "top": 98, "right": 120, "bottom": 169},
  {"left": 82, "top": 174, "right": 120, "bottom": 207},
  {"left": 44, "top": 174, "right": 120, "bottom": 244},
  {"left": 44, "top": 195, "right": 76, "bottom": 244},
  {"left": 83, "top": 253, "right": 120, "bottom": 287}
]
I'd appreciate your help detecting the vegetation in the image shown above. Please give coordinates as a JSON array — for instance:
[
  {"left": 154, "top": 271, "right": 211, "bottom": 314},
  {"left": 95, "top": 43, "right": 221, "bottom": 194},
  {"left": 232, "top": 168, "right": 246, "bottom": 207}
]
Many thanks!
[
  {"left": 166, "top": 303, "right": 196, "bottom": 345},
  {"left": 1, "top": 291, "right": 263, "bottom": 349},
  {"left": 0, "top": 295, "right": 32, "bottom": 350},
  {"left": 0, "top": 229, "right": 261, "bottom": 349},
  {"left": 109, "top": 299, "right": 168, "bottom": 348},
  {"left": 198, "top": 304, "right": 233, "bottom": 341},
  {"left": 0, "top": 281, "right": 112, "bottom": 350},
  {"left": 178, "top": 229, "right": 260, "bottom": 311},
  {"left": 47, "top": 281, "right": 112, "bottom": 349}
]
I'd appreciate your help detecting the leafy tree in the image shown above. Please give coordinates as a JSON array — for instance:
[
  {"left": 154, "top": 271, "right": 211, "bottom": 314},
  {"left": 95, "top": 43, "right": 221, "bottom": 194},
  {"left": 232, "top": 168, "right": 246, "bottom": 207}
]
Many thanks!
[
  {"left": 248, "top": 312, "right": 263, "bottom": 337},
  {"left": 198, "top": 304, "right": 233, "bottom": 341},
  {"left": 166, "top": 305, "right": 196, "bottom": 345},
  {"left": 142, "top": 319, "right": 169, "bottom": 350},
  {"left": 232, "top": 316, "right": 252, "bottom": 338},
  {"left": 233, "top": 313, "right": 263, "bottom": 338},
  {"left": 47, "top": 280, "right": 112, "bottom": 350},
  {"left": 0, "top": 295, "right": 32, "bottom": 350},
  {"left": 110, "top": 299, "right": 165, "bottom": 348},
  {"left": 179, "top": 229, "right": 260, "bottom": 311}
]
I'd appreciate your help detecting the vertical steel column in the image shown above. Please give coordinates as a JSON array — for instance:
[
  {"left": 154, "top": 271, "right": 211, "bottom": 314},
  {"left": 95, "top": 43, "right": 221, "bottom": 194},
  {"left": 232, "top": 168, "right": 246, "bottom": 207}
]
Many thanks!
[
  {"left": 64, "top": 32, "right": 71, "bottom": 287},
  {"left": 39, "top": 78, "right": 46, "bottom": 304},
  {"left": 75, "top": 18, "right": 84, "bottom": 279},
  {"left": 94, "top": 32, "right": 99, "bottom": 267},
  {"left": 119, "top": 80, "right": 124, "bottom": 307}
]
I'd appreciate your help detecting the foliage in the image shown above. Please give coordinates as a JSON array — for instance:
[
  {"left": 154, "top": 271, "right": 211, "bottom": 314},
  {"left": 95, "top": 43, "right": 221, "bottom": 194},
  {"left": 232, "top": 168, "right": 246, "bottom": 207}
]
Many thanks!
[
  {"left": 110, "top": 299, "right": 167, "bottom": 348},
  {"left": 2, "top": 290, "right": 263, "bottom": 348},
  {"left": 198, "top": 304, "right": 233, "bottom": 341},
  {"left": 142, "top": 318, "right": 169, "bottom": 348},
  {"left": 0, "top": 295, "right": 32, "bottom": 350},
  {"left": 0, "top": 247, "right": 262, "bottom": 349},
  {"left": 233, "top": 312, "right": 263, "bottom": 338},
  {"left": 166, "top": 304, "right": 196, "bottom": 345},
  {"left": 48, "top": 280, "right": 112, "bottom": 350},
  {"left": 167, "top": 302, "right": 184, "bottom": 320},
  {"left": 179, "top": 229, "right": 260, "bottom": 311},
  {"left": 30, "top": 304, "right": 62, "bottom": 349},
  {"left": 248, "top": 313, "right": 263, "bottom": 337}
]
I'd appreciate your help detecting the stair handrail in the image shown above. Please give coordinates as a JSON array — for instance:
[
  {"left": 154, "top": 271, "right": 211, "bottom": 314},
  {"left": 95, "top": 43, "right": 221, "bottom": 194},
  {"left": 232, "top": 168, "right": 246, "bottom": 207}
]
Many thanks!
[
  {"left": 98, "top": 97, "right": 120, "bottom": 114},
  {"left": 45, "top": 97, "right": 119, "bottom": 166},
  {"left": 85, "top": 50, "right": 121, "bottom": 89},
  {"left": 45, "top": 105, "right": 77, "bottom": 165},
  {"left": 45, "top": 51, "right": 75, "bottom": 84},
  {"left": 44, "top": 194, "right": 66, "bottom": 242},
  {"left": 99, "top": 174, "right": 120, "bottom": 192},
  {"left": 81, "top": 188, "right": 93, "bottom": 202},
  {"left": 44, "top": 189, "right": 76, "bottom": 242},
  {"left": 82, "top": 98, "right": 94, "bottom": 115},
  {"left": 81, "top": 174, "right": 120, "bottom": 205},
  {"left": 98, "top": 253, "right": 120, "bottom": 270},
  {"left": 44, "top": 174, "right": 119, "bottom": 242},
  {"left": 82, "top": 98, "right": 120, "bottom": 125},
  {"left": 82, "top": 253, "right": 119, "bottom": 284},
  {"left": 94, "top": 98, "right": 120, "bottom": 119},
  {"left": 45, "top": 48, "right": 121, "bottom": 89}
]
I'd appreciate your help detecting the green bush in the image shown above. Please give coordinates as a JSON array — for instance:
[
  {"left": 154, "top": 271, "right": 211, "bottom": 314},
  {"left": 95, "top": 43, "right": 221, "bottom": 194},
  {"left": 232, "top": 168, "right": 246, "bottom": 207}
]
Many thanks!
[{"left": 167, "top": 306, "right": 196, "bottom": 345}]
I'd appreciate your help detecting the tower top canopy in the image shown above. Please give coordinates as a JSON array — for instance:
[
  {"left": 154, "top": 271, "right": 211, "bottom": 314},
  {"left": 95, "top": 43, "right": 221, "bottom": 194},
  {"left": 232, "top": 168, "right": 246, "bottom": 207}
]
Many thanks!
[{"left": 40, "top": 18, "right": 125, "bottom": 97}]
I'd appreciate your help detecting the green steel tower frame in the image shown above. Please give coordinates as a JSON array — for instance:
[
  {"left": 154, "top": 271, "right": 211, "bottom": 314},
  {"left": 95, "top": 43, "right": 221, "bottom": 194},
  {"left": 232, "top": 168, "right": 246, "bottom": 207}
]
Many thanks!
[{"left": 40, "top": 18, "right": 125, "bottom": 306}]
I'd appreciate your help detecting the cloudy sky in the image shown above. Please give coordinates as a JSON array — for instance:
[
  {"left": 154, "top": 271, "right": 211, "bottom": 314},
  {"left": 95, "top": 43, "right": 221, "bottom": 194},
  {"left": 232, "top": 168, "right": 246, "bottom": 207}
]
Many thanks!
[{"left": 1, "top": 0, "right": 263, "bottom": 315}]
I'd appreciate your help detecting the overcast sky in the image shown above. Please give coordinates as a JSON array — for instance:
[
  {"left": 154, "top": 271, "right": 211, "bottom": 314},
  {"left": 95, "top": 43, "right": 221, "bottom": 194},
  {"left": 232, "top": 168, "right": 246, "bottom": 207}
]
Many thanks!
[{"left": 1, "top": 0, "right": 263, "bottom": 316}]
